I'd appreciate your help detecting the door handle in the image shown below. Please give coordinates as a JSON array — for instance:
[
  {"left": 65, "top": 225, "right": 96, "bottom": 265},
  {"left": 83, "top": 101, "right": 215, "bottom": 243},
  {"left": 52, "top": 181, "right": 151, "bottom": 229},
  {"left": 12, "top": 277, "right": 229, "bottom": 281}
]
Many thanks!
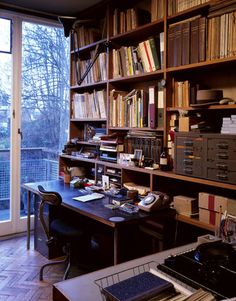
[{"left": 18, "top": 128, "right": 23, "bottom": 140}]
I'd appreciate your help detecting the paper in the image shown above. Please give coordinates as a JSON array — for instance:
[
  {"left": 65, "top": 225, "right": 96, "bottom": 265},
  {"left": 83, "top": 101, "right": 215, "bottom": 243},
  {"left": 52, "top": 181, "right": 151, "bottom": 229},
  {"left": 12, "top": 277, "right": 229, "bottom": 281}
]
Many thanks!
[{"left": 73, "top": 192, "right": 104, "bottom": 202}]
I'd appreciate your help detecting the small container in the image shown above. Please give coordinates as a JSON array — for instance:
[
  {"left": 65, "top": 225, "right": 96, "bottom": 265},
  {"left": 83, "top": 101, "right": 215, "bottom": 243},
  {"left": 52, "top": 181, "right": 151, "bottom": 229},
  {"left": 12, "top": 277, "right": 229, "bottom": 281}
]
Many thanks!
[{"left": 64, "top": 173, "right": 71, "bottom": 184}]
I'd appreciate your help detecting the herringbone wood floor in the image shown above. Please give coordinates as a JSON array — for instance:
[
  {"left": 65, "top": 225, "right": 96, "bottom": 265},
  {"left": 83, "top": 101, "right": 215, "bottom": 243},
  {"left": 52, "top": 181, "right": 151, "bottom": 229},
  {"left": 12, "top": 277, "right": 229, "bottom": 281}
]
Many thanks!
[{"left": 0, "top": 235, "right": 85, "bottom": 301}]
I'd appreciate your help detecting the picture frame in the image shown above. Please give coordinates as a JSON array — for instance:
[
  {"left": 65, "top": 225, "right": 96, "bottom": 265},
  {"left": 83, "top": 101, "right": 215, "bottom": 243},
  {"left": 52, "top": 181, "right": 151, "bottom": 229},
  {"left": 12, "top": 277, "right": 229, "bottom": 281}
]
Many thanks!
[{"left": 134, "top": 149, "right": 142, "bottom": 161}]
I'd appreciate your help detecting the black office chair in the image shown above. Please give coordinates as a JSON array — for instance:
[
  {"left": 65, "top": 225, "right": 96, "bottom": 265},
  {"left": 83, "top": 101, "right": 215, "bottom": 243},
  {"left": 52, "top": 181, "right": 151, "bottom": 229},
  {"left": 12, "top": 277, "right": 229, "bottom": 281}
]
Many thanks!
[{"left": 37, "top": 185, "right": 86, "bottom": 281}]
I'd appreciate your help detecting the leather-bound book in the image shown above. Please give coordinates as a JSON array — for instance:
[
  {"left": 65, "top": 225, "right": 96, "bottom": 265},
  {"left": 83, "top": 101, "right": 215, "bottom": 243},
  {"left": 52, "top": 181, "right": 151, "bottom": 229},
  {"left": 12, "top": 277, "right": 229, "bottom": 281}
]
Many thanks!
[
  {"left": 190, "top": 18, "right": 200, "bottom": 64},
  {"left": 182, "top": 21, "right": 190, "bottom": 65},
  {"left": 168, "top": 26, "right": 175, "bottom": 67},
  {"left": 199, "top": 17, "right": 206, "bottom": 62}
]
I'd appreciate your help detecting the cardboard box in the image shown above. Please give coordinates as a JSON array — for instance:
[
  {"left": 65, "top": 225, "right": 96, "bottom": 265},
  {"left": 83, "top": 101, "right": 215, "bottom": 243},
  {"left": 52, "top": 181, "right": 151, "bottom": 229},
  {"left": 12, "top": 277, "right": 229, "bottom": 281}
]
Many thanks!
[
  {"left": 173, "top": 195, "right": 198, "bottom": 216},
  {"left": 179, "top": 117, "right": 189, "bottom": 132},
  {"left": 199, "top": 192, "right": 236, "bottom": 216},
  {"left": 199, "top": 208, "right": 219, "bottom": 225}
]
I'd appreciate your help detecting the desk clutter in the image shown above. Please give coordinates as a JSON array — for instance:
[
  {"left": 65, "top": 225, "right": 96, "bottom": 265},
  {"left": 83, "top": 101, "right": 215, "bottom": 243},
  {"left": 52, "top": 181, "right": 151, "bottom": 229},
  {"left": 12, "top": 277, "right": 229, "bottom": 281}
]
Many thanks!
[
  {"left": 158, "top": 241, "right": 236, "bottom": 300},
  {"left": 95, "top": 261, "right": 217, "bottom": 301}
]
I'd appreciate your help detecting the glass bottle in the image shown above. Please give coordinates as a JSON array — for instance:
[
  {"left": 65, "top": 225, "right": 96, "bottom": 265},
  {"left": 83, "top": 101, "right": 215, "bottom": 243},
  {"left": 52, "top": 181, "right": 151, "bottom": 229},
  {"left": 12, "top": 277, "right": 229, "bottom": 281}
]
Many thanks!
[{"left": 160, "top": 147, "right": 169, "bottom": 171}]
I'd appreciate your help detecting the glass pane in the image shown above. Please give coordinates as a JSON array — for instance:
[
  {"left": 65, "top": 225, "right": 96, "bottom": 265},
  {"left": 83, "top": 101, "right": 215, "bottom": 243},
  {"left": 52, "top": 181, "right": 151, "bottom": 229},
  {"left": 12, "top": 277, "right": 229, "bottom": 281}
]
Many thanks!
[
  {"left": 0, "top": 51, "right": 11, "bottom": 221},
  {"left": 0, "top": 18, "right": 11, "bottom": 53},
  {"left": 20, "top": 22, "right": 70, "bottom": 217}
]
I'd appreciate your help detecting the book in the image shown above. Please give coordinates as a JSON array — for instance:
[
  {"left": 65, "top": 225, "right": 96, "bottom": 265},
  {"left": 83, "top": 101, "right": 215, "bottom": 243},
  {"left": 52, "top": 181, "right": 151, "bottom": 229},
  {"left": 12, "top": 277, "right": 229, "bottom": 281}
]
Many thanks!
[
  {"left": 149, "top": 36, "right": 161, "bottom": 70},
  {"left": 102, "top": 271, "right": 174, "bottom": 301},
  {"left": 159, "top": 32, "right": 164, "bottom": 69},
  {"left": 149, "top": 86, "right": 156, "bottom": 129},
  {"left": 157, "top": 81, "right": 164, "bottom": 128},
  {"left": 173, "top": 23, "right": 182, "bottom": 67},
  {"left": 182, "top": 21, "right": 190, "bottom": 65},
  {"left": 199, "top": 17, "right": 206, "bottom": 62},
  {"left": 190, "top": 17, "right": 200, "bottom": 64}
]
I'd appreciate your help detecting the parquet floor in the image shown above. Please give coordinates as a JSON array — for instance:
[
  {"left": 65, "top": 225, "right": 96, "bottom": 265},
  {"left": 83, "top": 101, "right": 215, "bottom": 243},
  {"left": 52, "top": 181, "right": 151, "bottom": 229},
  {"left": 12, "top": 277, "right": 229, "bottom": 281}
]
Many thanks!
[{"left": 0, "top": 235, "right": 85, "bottom": 301}]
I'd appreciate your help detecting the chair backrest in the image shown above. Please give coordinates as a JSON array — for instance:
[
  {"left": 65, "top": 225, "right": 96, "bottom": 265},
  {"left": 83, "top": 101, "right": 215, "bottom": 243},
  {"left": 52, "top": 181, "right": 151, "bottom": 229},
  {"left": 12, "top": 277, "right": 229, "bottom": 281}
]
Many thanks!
[{"left": 37, "top": 185, "right": 62, "bottom": 244}]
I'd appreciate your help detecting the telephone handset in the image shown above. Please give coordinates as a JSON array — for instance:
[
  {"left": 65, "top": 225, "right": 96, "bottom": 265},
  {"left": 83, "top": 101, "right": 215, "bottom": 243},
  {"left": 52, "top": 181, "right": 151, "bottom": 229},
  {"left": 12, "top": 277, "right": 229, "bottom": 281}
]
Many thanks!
[{"left": 138, "top": 191, "right": 171, "bottom": 212}]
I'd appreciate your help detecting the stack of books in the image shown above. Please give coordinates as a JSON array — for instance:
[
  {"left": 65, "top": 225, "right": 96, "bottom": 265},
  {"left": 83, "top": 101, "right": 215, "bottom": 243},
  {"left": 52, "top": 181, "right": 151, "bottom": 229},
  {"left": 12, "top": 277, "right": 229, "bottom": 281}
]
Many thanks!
[{"left": 221, "top": 115, "right": 236, "bottom": 134}]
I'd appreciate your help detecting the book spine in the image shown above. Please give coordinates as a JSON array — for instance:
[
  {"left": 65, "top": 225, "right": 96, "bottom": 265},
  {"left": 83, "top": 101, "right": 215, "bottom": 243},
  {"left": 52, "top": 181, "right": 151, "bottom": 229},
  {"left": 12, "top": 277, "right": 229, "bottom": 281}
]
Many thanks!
[
  {"left": 182, "top": 21, "right": 190, "bottom": 65},
  {"left": 149, "top": 86, "right": 156, "bottom": 129},
  {"left": 190, "top": 17, "right": 200, "bottom": 64},
  {"left": 199, "top": 17, "right": 206, "bottom": 62}
]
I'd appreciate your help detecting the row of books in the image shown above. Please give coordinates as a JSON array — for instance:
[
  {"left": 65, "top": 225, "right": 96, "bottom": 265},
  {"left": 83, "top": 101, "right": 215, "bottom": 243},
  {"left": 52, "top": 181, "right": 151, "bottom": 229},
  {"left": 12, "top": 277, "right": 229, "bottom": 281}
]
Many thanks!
[
  {"left": 168, "top": 0, "right": 210, "bottom": 16},
  {"left": 112, "top": 34, "right": 164, "bottom": 78},
  {"left": 172, "top": 79, "right": 199, "bottom": 107},
  {"left": 151, "top": 0, "right": 164, "bottom": 22},
  {"left": 73, "top": 51, "right": 107, "bottom": 85},
  {"left": 207, "top": 10, "right": 236, "bottom": 61},
  {"left": 221, "top": 115, "right": 236, "bottom": 134},
  {"left": 168, "top": 16, "right": 206, "bottom": 67},
  {"left": 112, "top": 7, "right": 151, "bottom": 36},
  {"left": 125, "top": 131, "right": 162, "bottom": 163},
  {"left": 73, "top": 25, "right": 102, "bottom": 49},
  {"left": 72, "top": 90, "right": 106, "bottom": 119},
  {"left": 109, "top": 84, "right": 164, "bottom": 129}
]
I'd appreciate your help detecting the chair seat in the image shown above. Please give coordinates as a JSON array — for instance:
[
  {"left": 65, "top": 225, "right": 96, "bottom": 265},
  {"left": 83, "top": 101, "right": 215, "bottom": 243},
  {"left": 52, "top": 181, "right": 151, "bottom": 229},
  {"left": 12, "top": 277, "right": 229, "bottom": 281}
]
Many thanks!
[{"left": 51, "top": 219, "right": 84, "bottom": 242}]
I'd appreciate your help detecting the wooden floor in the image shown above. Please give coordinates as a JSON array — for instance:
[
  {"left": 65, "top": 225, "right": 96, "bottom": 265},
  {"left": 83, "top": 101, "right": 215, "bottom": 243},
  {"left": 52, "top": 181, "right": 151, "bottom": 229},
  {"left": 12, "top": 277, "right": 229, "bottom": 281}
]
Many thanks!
[{"left": 0, "top": 235, "right": 85, "bottom": 301}]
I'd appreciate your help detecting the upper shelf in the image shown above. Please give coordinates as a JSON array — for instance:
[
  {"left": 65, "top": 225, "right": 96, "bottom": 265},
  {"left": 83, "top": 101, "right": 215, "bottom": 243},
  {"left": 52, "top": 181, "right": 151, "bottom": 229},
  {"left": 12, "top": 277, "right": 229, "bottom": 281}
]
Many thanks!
[
  {"left": 167, "top": 104, "right": 236, "bottom": 111},
  {"left": 110, "top": 19, "right": 164, "bottom": 45},
  {"left": 166, "top": 56, "right": 236, "bottom": 74},
  {"left": 70, "top": 81, "right": 107, "bottom": 92}
]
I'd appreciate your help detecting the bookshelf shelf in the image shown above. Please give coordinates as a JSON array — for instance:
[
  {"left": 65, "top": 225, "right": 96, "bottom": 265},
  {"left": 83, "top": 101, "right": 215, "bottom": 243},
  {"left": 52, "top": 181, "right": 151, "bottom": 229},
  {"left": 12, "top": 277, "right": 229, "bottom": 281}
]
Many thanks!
[
  {"left": 167, "top": 2, "right": 210, "bottom": 23},
  {"left": 62, "top": 0, "right": 236, "bottom": 235},
  {"left": 109, "top": 126, "right": 164, "bottom": 131},
  {"left": 166, "top": 56, "right": 236, "bottom": 73},
  {"left": 71, "top": 38, "right": 108, "bottom": 54},
  {"left": 71, "top": 118, "right": 107, "bottom": 122},
  {"left": 177, "top": 214, "right": 215, "bottom": 232},
  {"left": 70, "top": 81, "right": 107, "bottom": 92},
  {"left": 167, "top": 104, "right": 236, "bottom": 111},
  {"left": 110, "top": 20, "right": 164, "bottom": 44},
  {"left": 109, "top": 70, "right": 164, "bottom": 83}
]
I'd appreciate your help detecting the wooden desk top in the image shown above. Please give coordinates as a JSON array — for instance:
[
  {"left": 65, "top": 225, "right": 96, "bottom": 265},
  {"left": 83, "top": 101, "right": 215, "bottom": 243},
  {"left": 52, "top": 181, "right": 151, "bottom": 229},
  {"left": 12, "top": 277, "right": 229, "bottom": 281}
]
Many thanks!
[{"left": 22, "top": 179, "right": 151, "bottom": 228}]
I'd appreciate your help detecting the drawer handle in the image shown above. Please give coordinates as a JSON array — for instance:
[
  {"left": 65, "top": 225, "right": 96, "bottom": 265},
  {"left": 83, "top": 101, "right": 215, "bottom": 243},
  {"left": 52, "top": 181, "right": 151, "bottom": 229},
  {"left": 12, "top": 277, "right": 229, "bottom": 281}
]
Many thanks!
[
  {"left": 184, "top": 150, "right": 193, "bottom": 156},
  {"left": 183, "top": 159, "right": 193, "bottom": 165},
  {"left": 217, "top": 153, "right": 228, "bottom": 159},
  {"left": 184, "top": 167, "right": 193, "bottom": 174},
  {"left": 217, "top": 143, "right": 228, "bottom": 149},
  {"left": 184, "top": 140, "right": 193, "bottom": 147},
  {"left": 216, "top": 163, "right": 227, "bottom": 170},
  {"left": 217, "top": 174, "right": 228, "bottom": 180}
]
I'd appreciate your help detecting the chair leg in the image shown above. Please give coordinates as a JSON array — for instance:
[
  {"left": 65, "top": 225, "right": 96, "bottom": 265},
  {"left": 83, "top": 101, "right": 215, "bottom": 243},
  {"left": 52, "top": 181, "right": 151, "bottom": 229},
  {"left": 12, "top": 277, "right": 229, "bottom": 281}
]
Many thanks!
[
  {"left": 63, "top": 247, "right": 71, "bottom": 280},
  {"left": 39, "top": 255, "right": 68, "bottom": 281}
]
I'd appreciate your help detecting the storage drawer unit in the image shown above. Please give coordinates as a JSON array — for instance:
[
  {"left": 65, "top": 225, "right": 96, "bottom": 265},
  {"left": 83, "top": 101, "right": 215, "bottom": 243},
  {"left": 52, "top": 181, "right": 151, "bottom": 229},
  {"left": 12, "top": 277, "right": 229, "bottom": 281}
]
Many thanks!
[{"left": 175, "top": 133, "right": 236, "bottom": 185}]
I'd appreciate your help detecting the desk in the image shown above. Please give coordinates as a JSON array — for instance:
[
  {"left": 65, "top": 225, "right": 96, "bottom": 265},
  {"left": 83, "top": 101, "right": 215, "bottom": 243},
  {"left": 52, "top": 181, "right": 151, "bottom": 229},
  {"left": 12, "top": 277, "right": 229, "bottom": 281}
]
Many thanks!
[
  {"left": 22, "top": 179, "right": 151, "bottom": 265},
  {"left": 53, "top": 242, "right": 196, "bottom": 301}
]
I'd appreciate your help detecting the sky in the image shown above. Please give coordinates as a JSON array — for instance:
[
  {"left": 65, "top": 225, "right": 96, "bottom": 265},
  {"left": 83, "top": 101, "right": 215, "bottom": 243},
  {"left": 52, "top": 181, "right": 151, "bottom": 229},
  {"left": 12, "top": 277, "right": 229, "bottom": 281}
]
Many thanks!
[{"left": 0, "top": 18, "right": 11, "bottom": 52}]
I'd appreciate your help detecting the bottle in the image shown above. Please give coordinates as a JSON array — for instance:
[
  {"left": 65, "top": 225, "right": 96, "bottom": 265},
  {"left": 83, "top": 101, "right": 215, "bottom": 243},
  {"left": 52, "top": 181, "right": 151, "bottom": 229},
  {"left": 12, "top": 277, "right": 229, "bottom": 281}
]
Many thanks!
[{"left": 160, "top": 147, "right": 169, "bottom": 171}]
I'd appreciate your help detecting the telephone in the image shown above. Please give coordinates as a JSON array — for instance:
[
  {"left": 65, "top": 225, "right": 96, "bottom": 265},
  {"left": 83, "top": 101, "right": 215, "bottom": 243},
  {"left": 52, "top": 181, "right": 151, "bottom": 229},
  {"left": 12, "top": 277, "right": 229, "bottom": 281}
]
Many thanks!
[{"left": 138, "top": 191, "right": 171, "bottom": 212}]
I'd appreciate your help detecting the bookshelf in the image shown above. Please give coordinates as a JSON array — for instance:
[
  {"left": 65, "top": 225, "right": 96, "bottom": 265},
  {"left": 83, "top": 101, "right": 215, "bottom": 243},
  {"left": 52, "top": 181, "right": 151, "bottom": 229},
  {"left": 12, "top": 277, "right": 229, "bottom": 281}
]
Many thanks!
[{"left": 61, "top": 0, "right": 236, "bottom": 233}]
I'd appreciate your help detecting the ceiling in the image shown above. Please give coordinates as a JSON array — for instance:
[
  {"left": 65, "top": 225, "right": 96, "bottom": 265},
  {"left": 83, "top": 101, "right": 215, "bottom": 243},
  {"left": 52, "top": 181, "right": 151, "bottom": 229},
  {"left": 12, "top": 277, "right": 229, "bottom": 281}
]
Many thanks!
[{"left": 0, "top": 0, "right": 104, "bottom": 17}]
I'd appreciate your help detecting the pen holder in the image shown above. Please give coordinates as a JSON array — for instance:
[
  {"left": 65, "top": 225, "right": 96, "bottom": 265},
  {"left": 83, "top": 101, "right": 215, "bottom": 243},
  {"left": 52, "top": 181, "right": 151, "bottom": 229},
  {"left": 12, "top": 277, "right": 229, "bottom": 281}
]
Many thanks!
[{"left": 64, "top": 173, "right": 71, "bottom": 184}]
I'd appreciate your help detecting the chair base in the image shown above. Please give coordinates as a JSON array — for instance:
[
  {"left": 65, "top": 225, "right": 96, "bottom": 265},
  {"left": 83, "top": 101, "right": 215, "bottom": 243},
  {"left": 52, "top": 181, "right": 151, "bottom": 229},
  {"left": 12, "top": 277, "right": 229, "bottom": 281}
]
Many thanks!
[{"left": 40, "top": 244, "right": 71, "bottom": 281}]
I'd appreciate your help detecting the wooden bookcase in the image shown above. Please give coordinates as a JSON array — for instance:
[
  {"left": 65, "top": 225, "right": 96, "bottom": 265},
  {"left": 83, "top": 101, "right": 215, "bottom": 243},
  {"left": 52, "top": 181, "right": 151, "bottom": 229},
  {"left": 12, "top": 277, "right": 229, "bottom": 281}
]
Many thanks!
[{"left": 60, "top": 0, "right": 236, "bottom": 233}]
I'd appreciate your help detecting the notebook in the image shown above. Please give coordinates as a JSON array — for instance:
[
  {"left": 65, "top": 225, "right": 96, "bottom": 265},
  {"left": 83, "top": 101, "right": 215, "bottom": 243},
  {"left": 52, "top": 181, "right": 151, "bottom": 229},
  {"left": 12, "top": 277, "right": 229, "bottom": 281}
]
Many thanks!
[
  {"left": 73, "top": 192, "right": 104, "bottom": 202},
  {"left": 102, "top": 271, "right": 174, "bottom": 301}
]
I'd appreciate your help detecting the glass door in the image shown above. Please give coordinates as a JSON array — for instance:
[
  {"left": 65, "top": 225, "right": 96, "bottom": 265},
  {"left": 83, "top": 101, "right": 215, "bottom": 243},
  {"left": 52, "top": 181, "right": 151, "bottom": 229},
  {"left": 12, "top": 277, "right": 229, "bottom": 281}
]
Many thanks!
[
  {"left": 20, "top": 20, "right": 70, "bottom": 224},
  {"left": 0, "top": 16, "right": 12, "bottom": 234},
  {"left": 0, "top": 12, "right": 70, "bottom": 236}
]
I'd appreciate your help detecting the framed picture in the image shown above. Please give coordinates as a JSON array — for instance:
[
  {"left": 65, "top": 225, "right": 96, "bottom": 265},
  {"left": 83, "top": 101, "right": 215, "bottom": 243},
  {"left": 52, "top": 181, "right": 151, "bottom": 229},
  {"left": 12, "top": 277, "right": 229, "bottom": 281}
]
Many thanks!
[{"left": 134, "top": 149, "right": 142, "bottom": 161}]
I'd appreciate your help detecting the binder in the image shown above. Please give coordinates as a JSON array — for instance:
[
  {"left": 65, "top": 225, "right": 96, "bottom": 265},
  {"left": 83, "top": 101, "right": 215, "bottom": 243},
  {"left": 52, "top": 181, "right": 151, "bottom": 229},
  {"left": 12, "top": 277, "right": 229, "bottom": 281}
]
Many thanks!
[{"left": 149, "top": 86, "right": 156, "bottom": 129}]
